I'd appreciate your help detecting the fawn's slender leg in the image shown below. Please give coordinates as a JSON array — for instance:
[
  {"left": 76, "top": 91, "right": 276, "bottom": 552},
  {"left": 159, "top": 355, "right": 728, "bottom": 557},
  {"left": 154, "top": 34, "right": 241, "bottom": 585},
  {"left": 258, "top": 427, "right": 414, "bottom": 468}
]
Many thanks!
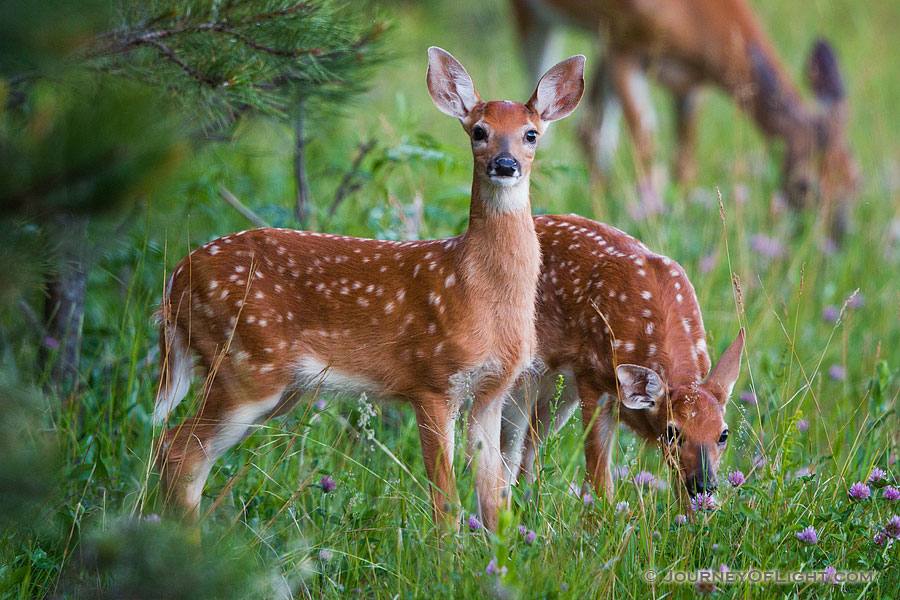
[
  {"left": 579, "top": 386, "right": 616, "bottom": 501},
  {"left": 517, "top": 374, "right": 579, "bottom": 484},
  {"left": 156, "top": 377, "right": 282, "bottom": 516},
  {"left": 413, "top": 397, "right": 457, "bottom": 527},
  {"left": 467, "top": 373, "right": 521, "bottom": 530}
]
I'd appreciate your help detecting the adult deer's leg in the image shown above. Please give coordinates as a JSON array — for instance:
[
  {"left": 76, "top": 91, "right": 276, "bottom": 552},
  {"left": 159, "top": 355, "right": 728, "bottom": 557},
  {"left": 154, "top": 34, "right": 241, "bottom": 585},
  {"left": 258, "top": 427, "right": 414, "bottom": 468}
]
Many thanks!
[
  {"left": 578, "top": 56, "right": 623, "bottom": 182},
  {"left": 510, "top": 0, "right": 564, "bottom": 86},
  {"left": 674, "top": 88, "right": 700, "bottom": 183},
  {"left": 610, "top": 53, "right": 663, "bottom": 214}
]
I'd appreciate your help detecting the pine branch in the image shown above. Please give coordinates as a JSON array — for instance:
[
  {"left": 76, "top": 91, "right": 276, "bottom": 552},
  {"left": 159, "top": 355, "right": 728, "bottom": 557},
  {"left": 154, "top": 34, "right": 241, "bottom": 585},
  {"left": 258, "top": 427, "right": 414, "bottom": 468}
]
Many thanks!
[
  {"left": 81, "top": 2, "right": 387, "bottom": 127},
  {"left": 142, "top": 38, "right": 221, "bottom": 86}
]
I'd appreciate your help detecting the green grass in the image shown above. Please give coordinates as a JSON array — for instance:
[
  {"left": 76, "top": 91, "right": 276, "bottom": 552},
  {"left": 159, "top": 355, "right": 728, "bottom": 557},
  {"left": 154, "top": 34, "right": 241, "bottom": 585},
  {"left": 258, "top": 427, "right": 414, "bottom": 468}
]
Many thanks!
[{"left": 4, "top": 0, "right": 900, "bottom": 597}]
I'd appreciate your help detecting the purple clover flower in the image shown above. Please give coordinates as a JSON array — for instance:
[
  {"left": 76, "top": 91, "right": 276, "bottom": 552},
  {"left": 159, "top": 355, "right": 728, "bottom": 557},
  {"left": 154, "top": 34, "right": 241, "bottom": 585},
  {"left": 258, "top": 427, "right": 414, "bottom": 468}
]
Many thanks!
[
  {"left": 822, "top": 305, "right": 839, "bottom": 323},
  {"left": 847, "top": 292, "right": 864, "bottom": 309},
  {"left": 797, "top": 525, "right": 818, "bottom": 544},
  {"left": 739, "top": 390, "right": 757, "bottom": 405},
  {"left": 485, "top": 559, "right": 507, "bottom": 577},
  {"left": 795, "top": 419, "right": 810, "bottom": 432},
  {"left": 868, "top": 468, "right": 887, "bottom": 483},
  {"left": 823, "top": 566, "right": 837, "bottom": 583},
  {"left": 690, "top": 493, "right": 717, "bottom": 512},
  {"left": 794, "top": 466, "right": 813, "bottom": 479},
  {"left": 828, "top": 365, "right": 845, "bottom": 381},
  {"left": 728, "top": 471, "right": 745, "bottom": 487},
  {"left": 468, "top": 514, "right": 481, "bottom": 532},
  {"left": 820, "top": 237, "right": 838, "bottom": 255},
  {"left": 874, "top": 531, "right": 893, "bottom": 547},
  {"left": 848, "top": 482, "right": 871, "bottom": 500},
  {"left": 583, "top": 493, "right": 595, "bottom": 508},
  {"left": 518, "top": 524, "right": 536, "bottom": 545},
  {"left": 886, "top": 515, "right": 900, "bottom": 539},
  {"left": 674, "top": 514, "right": 688, "bottom": 525},
  {"left": 750, "top": 234, "right": 785, "bottom": 258},
  {"left": 752, "top": 454, "right": 767, "bottom": 469},
  {"left": 615, "top": 501, "right": 630, "bottom": 515},
  {"left": 320, "top": 475, "right": 337, "bottom": 493},
  {"left": 318, "top": 549, "right": 333, "bottom": 561},
  {"left": 882, "top": 487, "right": 900, "bottom": 502},
  {"left": 634, "top": 471, "right": 655, "bottom": 486}
]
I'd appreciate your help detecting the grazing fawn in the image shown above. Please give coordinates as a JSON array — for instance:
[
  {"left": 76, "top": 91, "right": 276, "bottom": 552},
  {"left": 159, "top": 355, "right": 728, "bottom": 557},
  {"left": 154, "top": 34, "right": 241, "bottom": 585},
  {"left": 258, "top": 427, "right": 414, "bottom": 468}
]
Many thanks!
[
  {"left": 153, "top": 48, "right": 585, "bottom": 530},
  {"left": 501, "top": 214, "right": 744, "bottom": 504},
  {"left": 511, "top": 0, "right": 859, "bottom": 230}
]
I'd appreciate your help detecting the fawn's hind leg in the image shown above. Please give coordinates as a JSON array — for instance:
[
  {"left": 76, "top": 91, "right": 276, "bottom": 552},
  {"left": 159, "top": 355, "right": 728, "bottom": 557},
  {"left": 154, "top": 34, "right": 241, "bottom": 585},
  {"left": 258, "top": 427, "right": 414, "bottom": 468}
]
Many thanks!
[{"left": 156, "top": 377, "right": 282, "bottom": 516}]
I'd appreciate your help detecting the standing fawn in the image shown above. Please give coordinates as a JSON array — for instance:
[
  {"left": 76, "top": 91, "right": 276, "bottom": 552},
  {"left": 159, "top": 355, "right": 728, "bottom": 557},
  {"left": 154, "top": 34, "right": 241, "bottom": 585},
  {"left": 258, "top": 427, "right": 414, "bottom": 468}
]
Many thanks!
[
  {"left": 153, "top": 48, "right": 585, "bottom": 530},
  {"left": 511, "top": 0, "right": 859, "bottom": 231},
  {"left": 501, "top": 214, "right": 744, "bottom": 505}
]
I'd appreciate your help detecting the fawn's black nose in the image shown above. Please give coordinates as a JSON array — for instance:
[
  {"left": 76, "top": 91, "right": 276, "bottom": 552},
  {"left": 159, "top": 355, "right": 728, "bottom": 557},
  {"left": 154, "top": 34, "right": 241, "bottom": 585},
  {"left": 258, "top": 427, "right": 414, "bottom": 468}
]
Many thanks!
[
  {"left": 489, "top": 156, "right": 520, "bottom": 178},
  {"left": 686, "top": 474, "right": 717, "bottom": 497}
]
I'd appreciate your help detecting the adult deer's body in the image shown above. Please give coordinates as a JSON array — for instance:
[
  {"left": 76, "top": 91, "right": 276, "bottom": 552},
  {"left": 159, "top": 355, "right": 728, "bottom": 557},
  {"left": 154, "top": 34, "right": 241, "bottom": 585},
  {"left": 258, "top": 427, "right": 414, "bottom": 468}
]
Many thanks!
[
  {"left": 512, "top": 0, "right": 858, "bottom": 228},
  {"left": 502, "top": 214, "right": 744, "bottom": 502},
  {"left": 153, "top": 48, "right": 585, "bottom": 530}
]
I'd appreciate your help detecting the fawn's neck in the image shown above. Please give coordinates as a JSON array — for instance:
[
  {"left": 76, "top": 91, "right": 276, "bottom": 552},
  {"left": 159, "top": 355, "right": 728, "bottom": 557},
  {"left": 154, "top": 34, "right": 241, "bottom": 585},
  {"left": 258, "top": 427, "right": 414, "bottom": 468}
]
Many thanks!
[
  {"left": 744, "top": 44, "right": 816, "bottom": 148},
  {"left": 460, "top": 173, "right": 541, "bottom": 301}
]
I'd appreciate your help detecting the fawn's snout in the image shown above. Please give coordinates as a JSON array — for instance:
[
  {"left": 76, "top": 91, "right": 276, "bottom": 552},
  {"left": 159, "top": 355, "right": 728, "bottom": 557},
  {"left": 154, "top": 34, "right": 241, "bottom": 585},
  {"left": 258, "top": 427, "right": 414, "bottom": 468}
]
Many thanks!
[
  {"left": 488, "top": 154, "right": 521, "bottom": 180},
  {"left": 684, "top": 446, "right": 718, "bottom": 497}
]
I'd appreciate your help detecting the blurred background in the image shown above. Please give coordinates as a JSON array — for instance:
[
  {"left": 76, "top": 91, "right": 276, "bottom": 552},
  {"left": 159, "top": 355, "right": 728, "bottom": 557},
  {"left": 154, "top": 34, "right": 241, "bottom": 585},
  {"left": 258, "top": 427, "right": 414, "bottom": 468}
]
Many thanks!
[{"left": 1, "top": 0, "right": 898, "bottom": 597}]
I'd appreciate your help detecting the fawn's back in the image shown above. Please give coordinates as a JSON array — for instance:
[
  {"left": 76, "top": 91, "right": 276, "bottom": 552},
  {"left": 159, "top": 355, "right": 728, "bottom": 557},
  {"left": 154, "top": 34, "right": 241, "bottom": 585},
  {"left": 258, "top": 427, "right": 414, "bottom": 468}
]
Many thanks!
[{"left": 532, "top": 213, "right": 710, "bottom": 389}]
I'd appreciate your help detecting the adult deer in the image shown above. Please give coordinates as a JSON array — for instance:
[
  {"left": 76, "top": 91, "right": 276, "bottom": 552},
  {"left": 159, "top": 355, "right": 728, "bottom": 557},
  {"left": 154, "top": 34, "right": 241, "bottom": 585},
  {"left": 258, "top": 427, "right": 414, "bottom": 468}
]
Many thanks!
[
  {"left": 511, "top": 0, "right": 859, "bottom": 230},
  {"left": 501, "top": 214, "right": 744, "bottom": 505},
  {"left": 152, "top": 48, "right": 585, "bottom": 530}
]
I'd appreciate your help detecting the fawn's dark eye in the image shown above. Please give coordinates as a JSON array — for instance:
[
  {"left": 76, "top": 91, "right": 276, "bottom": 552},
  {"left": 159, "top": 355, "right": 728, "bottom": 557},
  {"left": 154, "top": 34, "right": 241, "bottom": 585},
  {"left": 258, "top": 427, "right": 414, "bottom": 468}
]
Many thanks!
[
  {"left": 472, "top": 126, "right": 486, "bottom": 141},
  {"left": 525, "top": 130, "right": 538, "bottom": 144},
  {"left": 718, "top": 429, "right": 729, "bottom": 445},
  {"left": 666, "top": 424, "right": 680, "bottom": 446}
]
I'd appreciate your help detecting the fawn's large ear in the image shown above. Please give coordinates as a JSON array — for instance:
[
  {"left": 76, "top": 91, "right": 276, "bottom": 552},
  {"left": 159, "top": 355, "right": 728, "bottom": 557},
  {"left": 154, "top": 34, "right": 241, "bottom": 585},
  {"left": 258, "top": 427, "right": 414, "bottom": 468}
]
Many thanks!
[
  {"left": 807, "top": 38, "right": 845, "bottom": 108},
  {"left": 704, "top": 328, "right": 745, "bottom": 405},
  {"left": 526, "top": 55, "right": 585, "bottom": 123},
  {"left": 427, "top": 47, "right": 481, "bottom": 120},
  {"left": 616, "top": 364, "right": 664, "bottom": 410}
]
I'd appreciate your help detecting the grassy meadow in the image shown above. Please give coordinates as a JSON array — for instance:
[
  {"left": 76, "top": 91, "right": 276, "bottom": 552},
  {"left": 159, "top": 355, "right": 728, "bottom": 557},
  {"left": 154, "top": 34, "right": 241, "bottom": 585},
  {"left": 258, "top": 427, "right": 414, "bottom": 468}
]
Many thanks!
[{"left": 4, "top": 0, "right": 900, "bottom": 597}]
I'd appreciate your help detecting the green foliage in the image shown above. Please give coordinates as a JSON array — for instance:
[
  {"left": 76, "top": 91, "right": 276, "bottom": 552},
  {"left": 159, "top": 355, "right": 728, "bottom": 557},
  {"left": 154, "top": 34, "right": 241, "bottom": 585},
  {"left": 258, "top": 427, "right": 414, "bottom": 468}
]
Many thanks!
[{"left": 95, "top": 0, "right": 388, "bottom": 129}]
